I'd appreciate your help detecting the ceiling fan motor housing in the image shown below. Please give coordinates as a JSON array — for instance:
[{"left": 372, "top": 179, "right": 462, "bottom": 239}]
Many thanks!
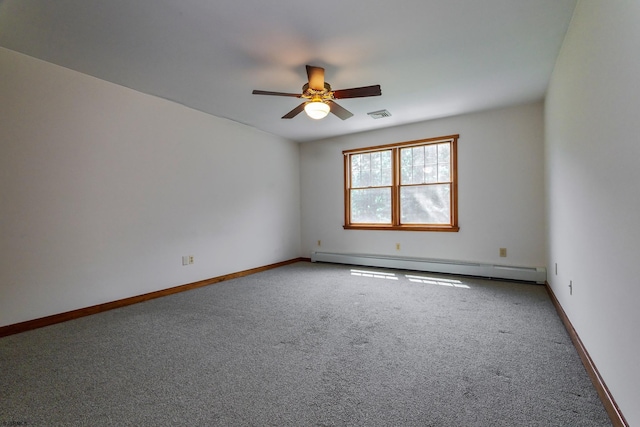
[{"left": 301, "top": 82, "right": 334, "bottom": 101}]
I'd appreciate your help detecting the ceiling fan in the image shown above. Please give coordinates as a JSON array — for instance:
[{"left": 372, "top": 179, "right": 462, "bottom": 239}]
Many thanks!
[{"left": 252, "top": 65, "right": 381, "bottom": 120}]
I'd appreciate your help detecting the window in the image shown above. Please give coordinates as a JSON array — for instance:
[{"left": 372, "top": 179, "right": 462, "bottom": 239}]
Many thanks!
[{"left": 344, "top": 134, "right": 459, "bottom": 231}]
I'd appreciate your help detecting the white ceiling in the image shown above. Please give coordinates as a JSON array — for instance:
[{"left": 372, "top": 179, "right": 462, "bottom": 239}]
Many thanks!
[{"left": 0, "top": 0, "right": 576, "bottom": 142}]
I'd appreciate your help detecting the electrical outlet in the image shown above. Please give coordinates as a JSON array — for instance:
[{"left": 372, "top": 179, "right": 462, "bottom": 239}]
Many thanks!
[
  {"left": 499, "top": 248, "right": 507, "bottom": 257},
  {"left": 317, "top": 240, "right": 321, "bottom": 247},
  {"left": 396, "top": 243, "right": 400, "bottom": 250},
  {"left": 569, "top": 280, "right": 573, "bottom": 295},
  {"left": 555, "top": 263, "right": 558, "bottom": 275},
  {"left": 189, "top": 255, "right": 194, "bottom": 265}
]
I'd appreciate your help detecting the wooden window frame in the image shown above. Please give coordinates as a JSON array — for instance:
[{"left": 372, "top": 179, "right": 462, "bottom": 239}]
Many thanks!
[{"left": 343, "top": 134, "right": 459, "bottom": 232}]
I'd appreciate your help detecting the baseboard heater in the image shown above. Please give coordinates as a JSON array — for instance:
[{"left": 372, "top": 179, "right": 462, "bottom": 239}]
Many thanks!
[{"left": 311, "top": 252, "right": 546, "bottom": 284}]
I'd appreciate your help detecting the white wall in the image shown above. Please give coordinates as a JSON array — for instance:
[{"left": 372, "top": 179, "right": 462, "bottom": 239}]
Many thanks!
[
  {"left": 545, "top": 1, "right": 640, "bottom": 424},
  {"left": 300, "top": 102, "right": 546, "bottom": 268},
  {"left": 0, "top": 47, "right": 301, "bottom": 327}
]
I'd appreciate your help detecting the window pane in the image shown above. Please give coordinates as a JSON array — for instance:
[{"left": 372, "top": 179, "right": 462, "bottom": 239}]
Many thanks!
[
  {"left": 425, "top": 144, "right": 437, "bottom": 165},
  {"left": 412, "top": 165, "right": 424, "bottom": 184},
  {"left": 400, "top": 148, "right": 412, "bottom": 184},
  {"left": 351, "top": 154, "right": 361, "bottom": 187},
  {"left": 350, "top": 188, "right": 392, "bottom": 223},
  {"left": 380, "top": 150, "right": 392, "bottom": 185},
  {"left": 424, "top": 164, "right": 437, "bottom": 183},
  {"left": 370, "top": 151, "right": 381, "bottom": 186},
  {"left": 412, "top": 146, "right": 425, "bottom": 166},
  {"left": 437, "top": 143, "right": 450, "bottom": 163},
  {"left": 361, "top": 153, "right": 371, "bottom": 187},
  {"left": 438, "top": 164, "right": 450, "bottom": 182},
  {"left": 400, "top": 184, "right": 451, "bottom": 224}
]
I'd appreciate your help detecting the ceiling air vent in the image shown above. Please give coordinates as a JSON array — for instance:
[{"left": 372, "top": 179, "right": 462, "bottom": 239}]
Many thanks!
[{"left": 367, "top": 109, "right": 391, "bottom": 119}]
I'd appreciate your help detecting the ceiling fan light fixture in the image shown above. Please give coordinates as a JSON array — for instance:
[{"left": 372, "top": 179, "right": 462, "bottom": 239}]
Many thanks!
[{"left": 304, "top": 101, "right": 330, "bottom": 120}]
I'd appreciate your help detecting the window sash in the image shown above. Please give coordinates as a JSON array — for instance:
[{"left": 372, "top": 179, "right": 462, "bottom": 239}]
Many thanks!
[{"left": 400, "top": 183, "right": 451, "bottom": 225}]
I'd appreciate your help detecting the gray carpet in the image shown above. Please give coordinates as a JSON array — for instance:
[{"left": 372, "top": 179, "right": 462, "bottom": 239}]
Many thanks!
[{"left": 0, "top": 261, "right": 611, "bottom": 426}]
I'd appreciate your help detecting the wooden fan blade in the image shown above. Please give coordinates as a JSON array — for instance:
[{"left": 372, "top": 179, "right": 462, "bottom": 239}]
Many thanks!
[
  {"left": 306, "top": 65, "right": 325, "bottom": 91},
  {"left": 333, "top": 85, "right": 381, "bottom": 99},
  {"left": 252, "top": 90, "right": 302, "bottom": 98},
  {"left": 328, "top": 101, "right": 354, "bottom": 120},
  {"left": 282, "top": 102, "right": 306, "bottom": 119}
]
